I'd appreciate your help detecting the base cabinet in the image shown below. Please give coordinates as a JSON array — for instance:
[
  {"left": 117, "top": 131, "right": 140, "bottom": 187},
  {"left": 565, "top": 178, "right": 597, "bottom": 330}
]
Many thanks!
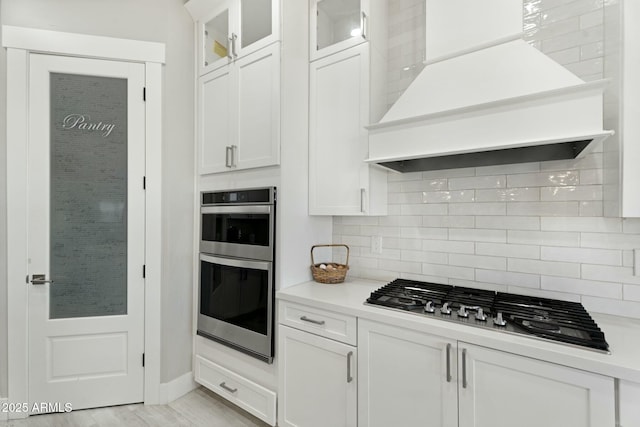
[
  {"left": 358, "top": 320, "right": 616, "bottom": 427},
  {"left": 618, "top": 380, "right": 640, "bottom": 427},
  {"left": 194, "top": 355, "right": 277, "bottom": 425},
  {"left": 459, "top": 343, "right": 615, "bottom": 427},
  {"left": 278, "top": 325, "right": 357, "bottom": 427},
  {"left": 358, "top": 320, "right": 458, "bottom": 427}
]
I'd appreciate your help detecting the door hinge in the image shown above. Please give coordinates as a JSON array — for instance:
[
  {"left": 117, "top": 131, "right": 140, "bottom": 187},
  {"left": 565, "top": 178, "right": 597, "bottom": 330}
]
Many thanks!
[
  {"left": 143, "top": 87, "right": 146, "bottom": 101},
  {"left": 143, "top": 265, "right": 146, "bottom": 278},
  {"left": 143, "top": 176, "right": 146, "bottom": 190},
  {"left": 142, "top": 353, "right": 145, "bottom": 367}
]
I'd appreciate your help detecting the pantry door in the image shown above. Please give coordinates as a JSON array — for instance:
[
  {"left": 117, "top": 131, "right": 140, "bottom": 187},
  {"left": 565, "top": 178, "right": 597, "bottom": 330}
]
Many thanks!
[{"left": 27, "top": 53, "right": 146, "bottom": 411}]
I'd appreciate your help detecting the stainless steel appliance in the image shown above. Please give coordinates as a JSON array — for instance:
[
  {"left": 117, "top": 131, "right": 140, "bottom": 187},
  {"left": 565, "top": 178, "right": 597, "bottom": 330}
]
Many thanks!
[
  {"left": 366, "top": 279, "right": 609, "bottom": 353},
  {"left": 198, "top": 187, "right": 276, "bottom": 363}
]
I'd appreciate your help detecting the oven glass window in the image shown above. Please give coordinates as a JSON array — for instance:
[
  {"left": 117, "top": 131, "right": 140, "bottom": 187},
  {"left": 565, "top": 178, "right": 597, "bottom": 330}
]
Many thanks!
[
  {"left": 200, "top": 260, "right": 268, "bottom": 335},
  {"left": 202, "top": 213, "right": 270, "bottom": 246}
]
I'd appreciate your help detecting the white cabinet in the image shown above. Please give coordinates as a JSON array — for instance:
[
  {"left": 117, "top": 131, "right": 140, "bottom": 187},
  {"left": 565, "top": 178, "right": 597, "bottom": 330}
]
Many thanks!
[
  {"left": 459, "top": 342, "right": 615, "bottom": 427},
  {"left": 278, "top": 325, "right": 357, "bottom": 427},
  {"left": 605, "top": 0, "right": 640, "bottom": 217},
  {"left": 618, "top": 380, "right": 640, "bottom": 427},
  {"left": 279, "top": 300, "right": 357, "bottom": 345},
  {"left": 278, "top": 301, "right": 357, "bottom": 427},
  {"left": 309, "top": 43, "right": 387, "bottom": 215},
  {"left": 194, "top": 355, "right": 277, "bottom": 425},
  {"left": 187, "top": 0, "right": 280, "bottom": 76},
  {"left": 358, "top": 320, "right": 616, "bottom": 427},
  {"left": 310, "top": 0, "right": 369, "bottom": 62},
  {"left": 198, "top": 42, "right": 280, "bottom": 174},
  {"left": 358, "top": 319, "right": 458, "bottom": 427}
]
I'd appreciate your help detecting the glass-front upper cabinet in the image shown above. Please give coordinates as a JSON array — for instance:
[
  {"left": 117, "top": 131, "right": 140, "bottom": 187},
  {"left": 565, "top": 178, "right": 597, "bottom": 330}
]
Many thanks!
[
  {"left": 310, "top": 0, "right": 370, "bottom": 61},
  {"left": 203, "top": 4, "right": 232, "bottom": 72},
  {"left": 187, "top": 0, "right": 280, "bottom": 76}
]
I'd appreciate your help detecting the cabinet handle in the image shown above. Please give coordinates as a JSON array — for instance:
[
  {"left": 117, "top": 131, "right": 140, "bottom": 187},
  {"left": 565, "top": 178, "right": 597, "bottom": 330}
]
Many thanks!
[
  {"left": 225, "top": 146, "right": 232, "bottom": 167},
  {"left": 361, "top": 12, "right": 368, "bottom": 40},
  {"left": 347, "top": 351, "right": 354, "bottom": 383},
  {"left": 300, "top": 315, "right": 325, "bottom": 325},
  {"left": 360, "top": 188, "right": 366, "bottom": 213},
  {"left": 220, "top": 382, "right": 238, "bottom": 393},
  {"left": 231, "top": 33, "right": 238, "bottom": 58},
  {"left": 446, "top": 343, "right": 452, "bottom": 382},
  {"left": 226, "top": 37, "right": 234, "bottom": 60},
  {"left": 231, "top": 145, "right": 237, "bottom": 167},
  {"left": 462, "top": 348, "right": 468, "bottom": 389}
]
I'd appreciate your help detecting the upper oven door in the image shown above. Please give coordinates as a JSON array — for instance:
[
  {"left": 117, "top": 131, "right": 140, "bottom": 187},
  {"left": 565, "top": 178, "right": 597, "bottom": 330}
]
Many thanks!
[{"left": 200, "top": 205, "right": 274, "bottom": 261}]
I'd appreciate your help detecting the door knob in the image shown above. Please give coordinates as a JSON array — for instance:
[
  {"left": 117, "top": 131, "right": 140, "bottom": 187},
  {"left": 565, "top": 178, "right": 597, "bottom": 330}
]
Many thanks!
[{"left": 30, "top": 274, "right": 54, "bottom": 285}]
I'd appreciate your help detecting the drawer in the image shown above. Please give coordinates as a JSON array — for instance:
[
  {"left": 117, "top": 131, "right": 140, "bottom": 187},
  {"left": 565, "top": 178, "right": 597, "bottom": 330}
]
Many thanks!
[
  {"left": 279, "top": 301, "right": 357, "bottom": 345},
  {"left": 194, "top": 355, "right": 276, "bottom": 426}
]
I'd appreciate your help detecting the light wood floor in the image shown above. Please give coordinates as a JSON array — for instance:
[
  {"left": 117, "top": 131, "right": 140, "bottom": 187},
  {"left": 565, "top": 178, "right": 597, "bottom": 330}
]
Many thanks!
[{"left": 0, "top": 387, "right": 271, "bottom": 427}]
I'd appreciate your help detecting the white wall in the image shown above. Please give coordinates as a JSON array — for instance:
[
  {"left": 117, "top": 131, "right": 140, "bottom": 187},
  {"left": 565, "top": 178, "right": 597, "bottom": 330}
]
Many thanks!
[{"left": 0, "top": 0, "right": 195, "bottom": 395}]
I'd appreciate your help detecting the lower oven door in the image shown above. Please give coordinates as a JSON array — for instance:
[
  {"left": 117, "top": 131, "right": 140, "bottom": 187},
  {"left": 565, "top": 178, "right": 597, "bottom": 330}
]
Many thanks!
[{"left": 198, "top": 253, "right": 274, "bottom": 363}]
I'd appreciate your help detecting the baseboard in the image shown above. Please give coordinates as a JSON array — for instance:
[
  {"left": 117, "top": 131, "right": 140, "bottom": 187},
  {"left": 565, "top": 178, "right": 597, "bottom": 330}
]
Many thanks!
[
  {"left": 0, "top": 398, "right": 7, "bottom": 421},
  {"left": 157, "top": 371, "right": 198, "bottom": 405}
]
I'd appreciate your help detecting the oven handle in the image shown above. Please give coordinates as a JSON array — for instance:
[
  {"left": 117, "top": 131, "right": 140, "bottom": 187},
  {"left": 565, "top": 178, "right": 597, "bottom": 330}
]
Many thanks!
[
  {"left": 200, "top": 253, "right": 271, "bottom": 271},
  {"left": 201, "top": 205, "right": 272, "bottom": 215}
]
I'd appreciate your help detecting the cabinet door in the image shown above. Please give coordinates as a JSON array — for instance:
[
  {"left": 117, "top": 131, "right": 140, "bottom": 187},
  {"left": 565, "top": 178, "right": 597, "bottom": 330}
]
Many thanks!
[
  {"left": 358, "top": 320, "right": 458, "bottom": 427},
  {"left": 619, "top": 380, "right": 640, "bottom": 427},
  {"left": 458, "top": 343, "right": 615, "bottom": 427},
  {"left": 278, "top": 325, "right": 357, "bottom": 427},
  {"left": 237, "top": 0, "right": 280, "bottom": 59},
  {"left": 235, "top": 43, "right": 280, "bottom": 170},
  {"left": 199, "top": 66, "right": 236, "bottom": 174},
  {"left": 310, "top": 0, "right": 369, "bottom": 61},
  {"left": 199, "top": 3, "right": 234, "bottom": 75},
  {"left": 309, "top": 44, "right": 370, "bottom": 215}
]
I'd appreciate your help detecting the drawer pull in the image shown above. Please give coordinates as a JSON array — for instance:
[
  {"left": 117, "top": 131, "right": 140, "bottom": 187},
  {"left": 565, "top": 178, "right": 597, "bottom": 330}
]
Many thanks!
[
  {"left": 220, "top": 382, "right": 238, "bottom": 393},
  {"left": 462, "top": 348, "right": 468, "bottom": 389},
  {"left": 300, "top": 315, "right": 325, "bottom": 325},
  {"left": 347, "top": 351, "right": 354, "bottom": 383},
  {"left": 446, "top": 343, "right": 452, "bottom": 382}
]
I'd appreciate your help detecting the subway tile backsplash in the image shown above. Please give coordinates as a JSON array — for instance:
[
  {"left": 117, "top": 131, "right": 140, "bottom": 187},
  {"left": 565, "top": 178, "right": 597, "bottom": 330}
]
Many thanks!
[{"left": 334, "top": 161, "right": 640, "bottom": 319}]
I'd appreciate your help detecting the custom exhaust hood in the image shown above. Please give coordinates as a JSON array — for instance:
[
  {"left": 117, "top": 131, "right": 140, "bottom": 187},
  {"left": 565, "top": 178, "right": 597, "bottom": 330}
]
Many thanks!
[{"left": 365, "top": 0, "right": 613, "bottom": 173}]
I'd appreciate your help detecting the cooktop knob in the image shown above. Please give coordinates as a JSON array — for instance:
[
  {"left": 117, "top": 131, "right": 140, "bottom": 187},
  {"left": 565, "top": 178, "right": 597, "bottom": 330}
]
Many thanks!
[
  {"left": 441, "top": 302, "right": 452, "bottom": 315},
  {"left": 475, "top": 307, "right": 487, "bottom": 322},
  {"left": 457, "top": 304, "right": 469, "bottom": 318},
  {"left": 494, "top": 312, "right": 507, "bottom": 327},
  {"left": 424, "top": 301, "right": 436, "bottom": 313}
]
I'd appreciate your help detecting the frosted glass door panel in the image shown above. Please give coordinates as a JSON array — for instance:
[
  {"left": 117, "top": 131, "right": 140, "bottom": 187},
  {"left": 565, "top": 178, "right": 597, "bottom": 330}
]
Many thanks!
[
  {"left": 49, "top": 73, "right": 128, "bottom": 319},
  {"left": 317, "top": 0, "right": 361, "bottom": 50},
  {"left": 241, "top": 0, "right": 272, "bottom": 48},
  {"left": 204, "top": 8, "right": 230, "bottom": 67}
]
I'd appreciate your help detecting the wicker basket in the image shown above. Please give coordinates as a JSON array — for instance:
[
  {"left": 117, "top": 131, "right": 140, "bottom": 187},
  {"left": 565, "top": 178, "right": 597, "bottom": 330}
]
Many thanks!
[{"left": 310, "top": 244, "right": 350, "bottom": 284}]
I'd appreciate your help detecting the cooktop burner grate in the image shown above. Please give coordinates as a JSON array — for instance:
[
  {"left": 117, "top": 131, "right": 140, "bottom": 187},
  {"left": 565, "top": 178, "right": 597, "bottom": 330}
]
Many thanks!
[{"left": 366, "top": 279, "right": 609, "bottom": 353}]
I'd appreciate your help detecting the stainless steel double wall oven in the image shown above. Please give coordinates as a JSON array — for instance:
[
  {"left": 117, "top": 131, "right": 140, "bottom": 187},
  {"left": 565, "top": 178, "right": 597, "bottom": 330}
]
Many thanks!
[{"left": 198, "top": 187, "right": 276, "bottom": 363}]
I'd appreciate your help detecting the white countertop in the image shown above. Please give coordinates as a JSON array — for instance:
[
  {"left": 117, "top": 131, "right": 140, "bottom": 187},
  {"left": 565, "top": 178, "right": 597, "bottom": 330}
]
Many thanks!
[{"left": 277, "top": 278, "right": 640, "bottom": 384}]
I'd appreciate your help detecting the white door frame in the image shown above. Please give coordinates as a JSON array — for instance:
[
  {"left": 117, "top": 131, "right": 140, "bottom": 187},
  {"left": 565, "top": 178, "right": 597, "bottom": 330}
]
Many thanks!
[{"left": 3, "top": 25, "right": 165, "bottom": 417}]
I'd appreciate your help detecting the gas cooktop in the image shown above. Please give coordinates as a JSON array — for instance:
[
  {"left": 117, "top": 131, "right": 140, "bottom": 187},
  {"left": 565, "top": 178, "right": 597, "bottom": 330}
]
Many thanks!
[{"left": 366, "top": 279, "right": 609, "bottom": 353}]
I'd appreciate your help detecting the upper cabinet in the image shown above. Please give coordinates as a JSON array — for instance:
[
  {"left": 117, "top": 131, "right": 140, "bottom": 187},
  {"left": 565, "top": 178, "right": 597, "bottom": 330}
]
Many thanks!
[
  {"left": 187, "top": 0, "right": 281, "bottom": 175},
  {"left": 310, "top": 0, "right": 369, "bottom": 61},
  {"left": 187, "top": 0, "right": 280, "bottom": 76},
  {"left": 198, "top": 42, "right": 280, "bottom": 174},
  {"left": 308, "top": 1, "right": 388, "bottom": 216},
  {"left": 309, "top": 44, "right": 386, "bottom": 216}
]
